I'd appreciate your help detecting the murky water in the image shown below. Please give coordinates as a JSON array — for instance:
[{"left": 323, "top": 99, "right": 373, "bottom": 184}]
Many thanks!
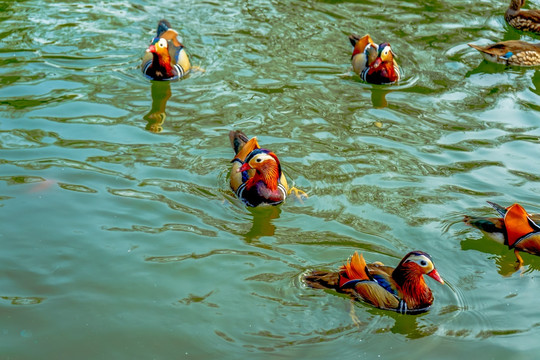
[{"left": 2, "top": 0, "right": 540, "bottom": 358}]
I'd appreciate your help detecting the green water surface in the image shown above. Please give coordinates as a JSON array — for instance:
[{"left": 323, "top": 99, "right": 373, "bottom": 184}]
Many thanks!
[{"left": 2, "top": 0, "right": 540, "bottom": 359}]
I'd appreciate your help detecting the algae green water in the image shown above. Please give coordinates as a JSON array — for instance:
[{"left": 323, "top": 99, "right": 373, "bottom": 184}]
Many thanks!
[{"left": 2, "top": 0, "right": 540, "bottom": 358}]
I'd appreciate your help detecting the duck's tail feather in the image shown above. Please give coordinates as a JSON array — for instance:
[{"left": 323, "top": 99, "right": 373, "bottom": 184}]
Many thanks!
[
  {"left": 349, "top": 34, "right": 361, "bottom": 47},
  {"left": 157, "top": 19, "right": 172, "bottom": 37},
  {"left": 229, "top": 130, "right": 250, "bottom": 154},
  {"left": 487, "top": 201, "right": 507, "bottom": 217},
  {"left": 229, "top": 130, "right": 260, "bottom": 162},
  {"left": 303, "top": 270, "right": 340, "bottom": 290}
]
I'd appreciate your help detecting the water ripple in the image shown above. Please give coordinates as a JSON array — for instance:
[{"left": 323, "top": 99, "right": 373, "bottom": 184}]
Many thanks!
[{"left": 7, "top": 158, "right": 135, "bottom": 180}]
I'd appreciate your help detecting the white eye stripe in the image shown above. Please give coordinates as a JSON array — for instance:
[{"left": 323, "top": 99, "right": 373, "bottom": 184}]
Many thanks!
[
  {"left": 406, "top": 255, "right": 433, "bottom": 269},
  {"left": 250, "top": 153, "right": 274, "bottom": 164},
  {"left": 158, "top": 38, "right": 168, "bottom": 48}
]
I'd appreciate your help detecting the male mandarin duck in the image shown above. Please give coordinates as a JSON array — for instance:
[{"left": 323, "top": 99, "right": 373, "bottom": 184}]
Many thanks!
[
  {"left": 349, "top": 34, "right": 401, "bottom": 84},
  {"left": 229, "top": 130, "right": 307, "bottom": 207},
  {"left": 464, "top": 202, "right": 540, "bottom": 267},
  {"left": 304, "top": 251, "right": 444, "bottom": 314},
  {"left": 141, "top": 19, "right": 191, "bottom": 81},
  {"left": 468, "top": 41, "right": 540, "bottom": 66},
  {"left": 505, "top": 0, "right": 540, "bottom": 33}
]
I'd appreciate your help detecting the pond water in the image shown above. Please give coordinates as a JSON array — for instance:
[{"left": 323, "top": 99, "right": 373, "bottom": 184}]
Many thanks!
[{"left": 2, "top": 0, "right": 540, "bottom": 358}]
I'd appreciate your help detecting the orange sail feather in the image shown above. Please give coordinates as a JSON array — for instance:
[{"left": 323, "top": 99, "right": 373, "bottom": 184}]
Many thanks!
[
  {"left": 343, "top": 252, "right": 369, "bottom": 281},
  {"left": 505, "top": 203, "right": 537, "bottom": 247}
]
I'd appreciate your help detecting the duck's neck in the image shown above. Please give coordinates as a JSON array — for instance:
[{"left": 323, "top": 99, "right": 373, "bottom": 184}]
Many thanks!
[
  {"left": 153, "top": 52, "right": 174, "bottom": 78},
  {"left": 509, "top": 0, "right": 523, "bottom": 11},
  {"left": 393, "top": 266, "right": 433, "bottom": 309},
  {"left": 368, "top": 62, "right": 399, "bottom": 83},
  {"left": 249, "top": 163, "right": 280, "bottom": 191}
]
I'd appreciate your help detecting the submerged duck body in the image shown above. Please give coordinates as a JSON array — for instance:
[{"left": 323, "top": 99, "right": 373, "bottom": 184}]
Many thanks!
[
  {"left": 464, "top": 201, "right": 540, "bottom": 267},
  {"left": 304, "top": 251, "right": 444, "bottom": 314},
  {"left": 142, "top": 19, "right": 191, "bottom": 81},
  {"left": 468, "top": 41, "right": 540, "bottom": 66}
]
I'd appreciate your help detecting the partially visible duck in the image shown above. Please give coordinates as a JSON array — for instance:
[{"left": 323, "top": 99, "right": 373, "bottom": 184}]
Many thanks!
[
  {"left": 468, "top": 41, "right": 540, "bottom": 66},
  {"left": 141, "top": 19, "right": 191, "bottom": 81},
  {"left": 349, "top": 34, "right": 401, "bottom": 84},
  {"left": 304, "top": 251, "right": 444, "bottom": 314},
  {"left": 505, "top": 0, "right": 540, "bottom": 33},
  {"left": 229, "top": 130, "right": 307, "bottom": 207},
  {"left": 464, "top": 201, "right": 540, "bottom": 267}
]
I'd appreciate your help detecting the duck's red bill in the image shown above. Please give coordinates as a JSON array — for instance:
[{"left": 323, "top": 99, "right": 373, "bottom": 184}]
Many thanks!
[
  {"left": 428, "top": 269, "right": 444, "bottom": 285},
  {"left": 371, "top": 57, "right": 382, "bottom": 69},
  {"left": 238, "top": 162, "right": 251, "bottom": 172}
]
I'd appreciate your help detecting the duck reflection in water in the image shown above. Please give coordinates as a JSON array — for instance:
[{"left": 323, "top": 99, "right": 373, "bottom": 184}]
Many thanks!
[
  {"left": 370, "top": 88, "right": 389, "bottom": 108},
  {"left": 383, "top": 310, "right": 438, "bottom": 339},
  {"left": 531, "top": 70, "right": 540, "bottom": 96},
  {"left": 243, "top": 206, "right": 281, "bottom": 243},
  {"left": 460, "top": 236, "right": 540, "bottom": 276},
  {"left": 144, "top": 81, "right": 171, "bottom": 133}
]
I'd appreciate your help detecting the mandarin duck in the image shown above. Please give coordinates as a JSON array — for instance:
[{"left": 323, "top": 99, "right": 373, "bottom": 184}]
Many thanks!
[
  {"left": 304, "top": 251, "right": 444, "bottom": 314},
  {"left": 505, "top": 0, "right": 540, "bottom": 33},
  {"left": 468, "top": 41, "right": 540, "bottom": 66},
  {"left": 349, "top": 34, "right": 401, "bottom": 84},
  {"left": 464, "top": 201, "right": 540, "bottom": 267},
  {"left": 229, "top": 130, "right": 307, "bottom": 207},
  {"left": 141, "top": 19, "right": 191, "bottom": 81}
]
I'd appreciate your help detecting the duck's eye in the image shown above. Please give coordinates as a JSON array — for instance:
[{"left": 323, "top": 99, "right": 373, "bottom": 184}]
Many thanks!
[
  {"left": 420, "top": 260, "right": 427, "bottom": 266},
  {"left": 158, "top": 38, "right": 167, "bottom": 48},
  {"left": 256, "top": 158, "right": 262, "bottom": 163}
]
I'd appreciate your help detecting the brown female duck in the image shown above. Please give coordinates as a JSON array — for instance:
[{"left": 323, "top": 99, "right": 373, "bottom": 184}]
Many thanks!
[
  {"left": 468, "top": 40, "right": 540, "bottom": 66},
  {"left": 505, "top": 0, "right": 540, "bottom": 33}
]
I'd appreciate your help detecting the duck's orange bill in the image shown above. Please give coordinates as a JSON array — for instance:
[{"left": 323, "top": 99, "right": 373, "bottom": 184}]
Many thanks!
[
  {"left": 504, "top": 203, "right": 535, "bottom": 247},
  {"left": 427, "top": 269, "right": 444, "bottom": 285}
]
